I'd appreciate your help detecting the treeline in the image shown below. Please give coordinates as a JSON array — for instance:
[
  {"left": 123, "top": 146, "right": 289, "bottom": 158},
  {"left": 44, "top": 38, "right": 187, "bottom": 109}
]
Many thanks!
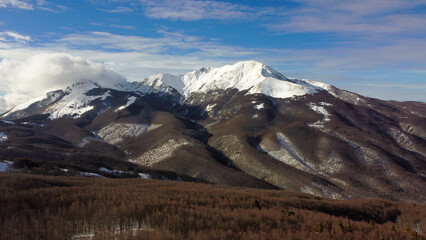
[{"left": 0, "top": 173, "right": 424, "bottom": 240}]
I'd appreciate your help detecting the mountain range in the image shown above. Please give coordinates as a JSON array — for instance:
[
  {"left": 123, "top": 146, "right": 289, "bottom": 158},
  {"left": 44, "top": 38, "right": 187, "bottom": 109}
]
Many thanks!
[{"left": 1, "top": 60, "right": 425, "bottom": 203}]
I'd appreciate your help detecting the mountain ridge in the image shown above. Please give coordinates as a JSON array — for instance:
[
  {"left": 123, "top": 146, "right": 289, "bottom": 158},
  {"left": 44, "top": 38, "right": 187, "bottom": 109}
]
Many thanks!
[
  {"left": 4, "top": 60, "right": 424, "bottom": 120},
  {"left": 1, "top": 60, "right": 342, "bottom": 120},
  {"left": 0, "top": 60, "right": 425, "bottom": 203}
]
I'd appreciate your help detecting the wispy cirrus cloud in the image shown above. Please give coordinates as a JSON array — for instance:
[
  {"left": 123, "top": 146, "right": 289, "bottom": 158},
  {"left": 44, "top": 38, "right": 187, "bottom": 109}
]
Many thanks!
[
  {"left": 99, "top": 6, "right": 133, "bottom": 13},
  {"left": 267, "top": 0, "right": 426, "bottom": 37},
  {"left": 0, "top": 31, "right": 32, "bottom": 43},
  {"left": 3, "top": 29, "right": 426, "bottom": 81},
  {"left": 103, "top": 0, "right": 426, "bottom": 39},
  {"left": 140, "top": 0, "right": 265, "bottom": 21},
  {"left": 49, "top": 31, "right": 256, "bottom": 58},
  {"left": 0, "top": 0, "right": 33, "bottom": 10},
  {"left": 36, "top": 0, "right": 68, "bottom": 13},
  {"left": 9, "top": 30, "right": 426, "bottom": 80},
  {"left": 109, "top": 24, "right": 136, "bottom": 30},
  {"left": 0, "top": 0, "right": 66, "bottom": 12}
]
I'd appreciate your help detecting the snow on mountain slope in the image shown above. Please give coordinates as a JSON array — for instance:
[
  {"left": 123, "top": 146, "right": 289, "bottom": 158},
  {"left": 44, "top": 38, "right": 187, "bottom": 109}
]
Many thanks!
[
  {"left": 114, "top": 74, "right": 182, "bottom": 99},
  {"left": 144, "top": 73, "right": 185, "bottom": 94},
  {"left": 0, "top": 132, "right": 8, "bottom": 143},
  {"left": 7, "top": 95, "right": 47, "bottom": 113},
  {"left": 2, "top": 77, "right": 180, "bottom": 120},
  {"left": 259, "top": 132, "right": 316, "bottom": 173},
  {"left": 3, "top": 80, "right": 122, "bottom": 120},
  {"left": 96, "top": 123, "right": 162, "bottom": 145},
  {"left": 45, "top": 81, "right": 102, "bottom": 119},
  {"left": 115, "top": 96, "right": 137, "bottom": 112},
  {"left": 308, "top": 102, "right": 332, "bottom": 128}
]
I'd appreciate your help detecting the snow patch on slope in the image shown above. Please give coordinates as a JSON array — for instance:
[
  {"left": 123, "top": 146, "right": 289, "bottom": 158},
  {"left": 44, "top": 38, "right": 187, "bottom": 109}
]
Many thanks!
[
  {"left": 133, "top": 138, "right": 191, "bottom": 166},
  {"left": 302, "top": 182, "right": 343, "bottom": 199},
  {"left": 116, "top": 96, "right": 138, "bottom": 111},
  {"left": 0, "top": 120, "right": 15, "bottom": 125},
  {"left": 351, "top": 143, "right": 382, "bottom": 167},
  {"left": 275, "top": 132, "right": 315, "bottom": 172},
  {"left": 308, "top": 102, "right": 332, "bottom": 128},
  {"left": 78, "top": 171, "right": 105, "bottom": 178},
  {"left": 98, "top": 167, "right": 151, "bottom": 179},
  {"left": 204, "top": 103, "right": 217, "bottom": 118},
  {"left": 205, "top": 103, "right": 216, "bottom": 112},
  {"left": 253, "top": 102, "right": 264, "bottom": 110},
  {"left": 260, "top": 132, "right": 315, "bottom": 173},
  {"left": 78, "top": 136, "right": 103, "bottom": 147},
  {"left": 97, "top": 123, "right": 161, "bottom": 145},
  {"left": 138, "top": 173, "right": 150, "bottom": 179},
  {"left": 319, "top": 151, "right": 343, "bottom": 174},
  {"left": 0, "top": 132, "right": 8, "bottom": 143},
  {"left": 388, "top": 128, "right": 415, "bottom": 151},
  {"left": 319, "top": 102, "right": 332, "bottom": 106},
  {"left": 0, "top": 160, "right": 13, "bottom": 172}
]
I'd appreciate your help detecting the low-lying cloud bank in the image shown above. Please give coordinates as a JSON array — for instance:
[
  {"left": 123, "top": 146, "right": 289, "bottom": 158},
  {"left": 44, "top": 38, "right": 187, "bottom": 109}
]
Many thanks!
[{"left": 0, "top": 53, "right": 125, "bottom": 112}]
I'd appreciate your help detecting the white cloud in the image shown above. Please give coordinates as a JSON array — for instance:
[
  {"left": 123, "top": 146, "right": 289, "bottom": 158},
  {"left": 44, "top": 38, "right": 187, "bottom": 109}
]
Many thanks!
[
  {"left": 0, "top": 53, "right": 125, "bottom": 111},
  {"left": 0, "top": 0, "right": 33, "bottom": 10},
  {"left": 0, "top": 96, "right": 6, "bottom": 113}
]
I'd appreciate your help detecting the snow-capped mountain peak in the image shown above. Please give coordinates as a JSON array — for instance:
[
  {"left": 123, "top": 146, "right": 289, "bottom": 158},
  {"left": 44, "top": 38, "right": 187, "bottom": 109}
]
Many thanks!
[
  {"left": 2, "top": 80, "right": 113, "bottom": 120},
  {"left": 182, "top": 60, "right": 282, "bottom": 97},
  {"left": 65, "top": 80, "right": 102, "bottom": 92},
  {"left": 143, "top": 60, "right": 329, "bottom": 99},
  {"left": 143, "top": 73, "right": 185, "bottom": 93},
  {"left": 45, "top": 80, "right": 112, "bottom": 119}
]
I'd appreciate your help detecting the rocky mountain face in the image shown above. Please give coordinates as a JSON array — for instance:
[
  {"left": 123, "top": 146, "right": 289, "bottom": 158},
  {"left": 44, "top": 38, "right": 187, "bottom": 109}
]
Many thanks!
[{"left": 1, "top": 61, "right": 425, "bottom": 203}]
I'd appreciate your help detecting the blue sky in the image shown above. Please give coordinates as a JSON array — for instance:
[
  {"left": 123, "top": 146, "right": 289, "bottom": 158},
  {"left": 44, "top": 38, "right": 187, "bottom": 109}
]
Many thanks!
[{"left": 0, "top": 0, "right": 425, "bottom": 111}]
